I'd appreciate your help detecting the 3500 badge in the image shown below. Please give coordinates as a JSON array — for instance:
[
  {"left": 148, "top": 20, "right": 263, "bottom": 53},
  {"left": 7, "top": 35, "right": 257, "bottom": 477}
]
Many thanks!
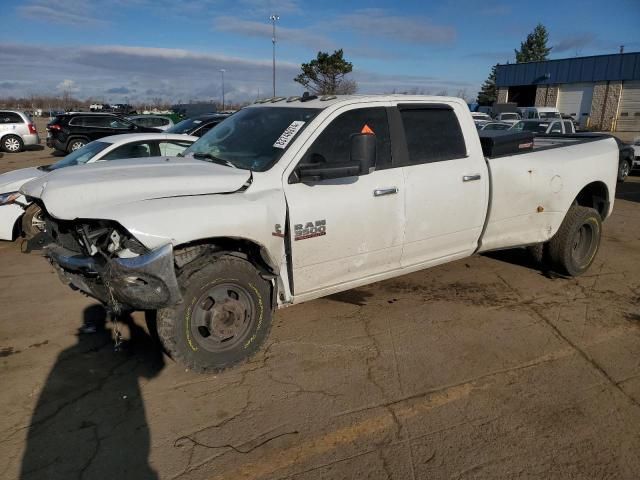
[{"left": 272, "top": 220, "right": 327, "bottom": 241}]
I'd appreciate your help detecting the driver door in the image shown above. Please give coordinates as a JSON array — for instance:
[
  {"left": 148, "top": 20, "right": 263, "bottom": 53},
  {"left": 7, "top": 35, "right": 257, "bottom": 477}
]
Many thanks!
[{"left": 283, "top": 105, "right": 405, "bottom": 298}]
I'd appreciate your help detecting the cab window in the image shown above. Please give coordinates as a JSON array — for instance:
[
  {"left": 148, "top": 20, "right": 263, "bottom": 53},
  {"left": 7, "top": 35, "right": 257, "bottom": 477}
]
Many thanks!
[
  {"left": 303, "top": 107, "right": 392, "bottom": 170},
  {"left": 101, "top": 141, "right": 154, "bottom": 160}
]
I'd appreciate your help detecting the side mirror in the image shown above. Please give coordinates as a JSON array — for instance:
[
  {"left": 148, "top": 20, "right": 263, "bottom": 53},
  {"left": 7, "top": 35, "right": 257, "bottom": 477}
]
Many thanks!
[
  {"left": 294, "top": 133, "right": 377, "bottom": 183},
  {"left": 350, "top": 132, "right": 376, "bottom": 175}
]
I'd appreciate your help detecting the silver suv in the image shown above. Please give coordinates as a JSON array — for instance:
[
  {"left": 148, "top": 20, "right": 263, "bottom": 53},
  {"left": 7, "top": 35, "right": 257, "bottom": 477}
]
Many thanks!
[{"left": 0, "top": 110, "right": 40, "bottom": 153}]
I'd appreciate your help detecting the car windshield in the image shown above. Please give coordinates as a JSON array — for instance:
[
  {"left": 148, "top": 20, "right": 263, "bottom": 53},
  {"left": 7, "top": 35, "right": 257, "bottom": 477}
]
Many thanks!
[
  {"left": 183, "top": 107, "right": 320, "bottom": 171},
  {"left": 539, "top": 112, "right": 561, "bottom": 119},
  {"left": 501, "top": 113, "right": 518, "bottom": 119},
  {"left": 43, "top": 141, "right": 111, "bottom": 171},
  {"left": 167, "top": 117, "right": 212, "bottom": 134}
]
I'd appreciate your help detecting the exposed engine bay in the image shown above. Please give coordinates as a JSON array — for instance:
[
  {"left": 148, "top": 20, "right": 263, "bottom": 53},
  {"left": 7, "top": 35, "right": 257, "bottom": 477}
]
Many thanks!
[{"left": 27, "top": 203, "right": 181, "bottom": 312}]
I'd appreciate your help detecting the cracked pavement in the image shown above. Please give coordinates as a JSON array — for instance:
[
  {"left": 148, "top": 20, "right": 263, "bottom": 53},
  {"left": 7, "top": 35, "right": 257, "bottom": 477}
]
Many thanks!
[{"left": 1, "top": 144, "right": 640, "bottom": 479}]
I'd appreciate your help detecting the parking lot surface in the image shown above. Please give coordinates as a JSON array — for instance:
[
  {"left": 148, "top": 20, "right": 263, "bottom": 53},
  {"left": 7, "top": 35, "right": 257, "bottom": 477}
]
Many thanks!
[{"left": 1, "top": 144, "right": 639, "bottom": 479}]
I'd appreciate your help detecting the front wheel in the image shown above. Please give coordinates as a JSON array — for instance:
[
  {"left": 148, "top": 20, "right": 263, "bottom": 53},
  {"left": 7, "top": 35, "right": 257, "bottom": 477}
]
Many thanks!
[
  {"left": 21, "top": 204, "right": 46, "bottom": 239},
  {"left": 157, "top": 255, "right": 272, "bottom": 373},
  {"left": 549, "top": 206, "right": 602, "bottom": 277}
]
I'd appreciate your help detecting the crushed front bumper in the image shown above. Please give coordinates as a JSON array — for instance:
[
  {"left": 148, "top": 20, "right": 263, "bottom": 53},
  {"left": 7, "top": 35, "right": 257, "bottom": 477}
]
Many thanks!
[{"left": 46, "top": 242, "right": 181, "bottom": 311}]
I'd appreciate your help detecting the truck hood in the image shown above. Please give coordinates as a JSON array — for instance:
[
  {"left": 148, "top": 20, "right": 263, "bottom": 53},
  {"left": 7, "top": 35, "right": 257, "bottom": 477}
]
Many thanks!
[
  {"left": 20, "top": 156, "right": 251, "bottom": 220},
  {"left": 0, "top": 167, "right": 46, "bottom": 194}
]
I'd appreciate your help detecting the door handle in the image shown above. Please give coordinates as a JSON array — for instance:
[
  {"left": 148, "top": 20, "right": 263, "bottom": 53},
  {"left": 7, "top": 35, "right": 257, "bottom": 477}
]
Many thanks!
[
  {"left": 462, "top": 174, "right": 481, "bottom": 182},
  {"left": 373, "top": 187, "right": 399, "bottom": 197}
]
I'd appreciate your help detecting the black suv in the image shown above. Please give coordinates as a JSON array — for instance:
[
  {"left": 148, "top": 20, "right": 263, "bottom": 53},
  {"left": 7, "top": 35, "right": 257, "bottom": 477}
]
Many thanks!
[
  {"left": 166, "top": 113, "right": 230, "bottom": 137},
  {"left": 46, "top": 113, "right": 161, "bottom": 153}
]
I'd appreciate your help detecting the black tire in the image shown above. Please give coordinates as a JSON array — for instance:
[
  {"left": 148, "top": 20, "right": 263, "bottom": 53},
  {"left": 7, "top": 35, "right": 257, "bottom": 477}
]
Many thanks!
[
  {"left": 157, "top": 255, "right": 272, "bottom": 373},
  {"left": 21, "top": 204, "right": 46, "bottom": 239},
  {"left": 548, "top": 205, "right": 602, "bottom": 277},
  {"left": 617, "top": 160, "right": 630, "bottom": 182},
  {"left": 2, "top": 135, "right": 24, "bottom": 153},
  {"left": 66, "top": 138, "right": 87, "bottom": 153}
]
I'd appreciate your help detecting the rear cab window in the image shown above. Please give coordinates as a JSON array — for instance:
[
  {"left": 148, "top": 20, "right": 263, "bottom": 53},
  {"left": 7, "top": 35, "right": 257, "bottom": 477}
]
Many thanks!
[{"left": 397, "top": 105, "right": 467, "bottom": 165}]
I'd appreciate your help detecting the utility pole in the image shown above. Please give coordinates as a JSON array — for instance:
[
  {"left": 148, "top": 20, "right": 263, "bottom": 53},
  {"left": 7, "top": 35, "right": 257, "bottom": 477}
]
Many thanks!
[
  {"left": 220, "top": 69, "right": 226, "bottom": 111},
  {"left": 270, "top": 14, "right": 280, "bottom": 97}
]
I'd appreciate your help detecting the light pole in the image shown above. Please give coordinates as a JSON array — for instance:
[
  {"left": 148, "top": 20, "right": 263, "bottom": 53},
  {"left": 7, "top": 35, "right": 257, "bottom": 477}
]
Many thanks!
[
  {"left": 220, "top": 68, "right": 226, "bottom": 111},
  {"left": 269, "top": 14, "right": 279, "bottom": 97}
]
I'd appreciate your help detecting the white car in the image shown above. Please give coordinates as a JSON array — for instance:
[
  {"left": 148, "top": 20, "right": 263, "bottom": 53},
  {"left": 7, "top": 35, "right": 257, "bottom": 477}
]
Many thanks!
[
  {"left": 127, "top": 115, "right": 175, "bottom": 131},
  {"left": 22, "top": 94, "right": 619, "bottom": 373},
  {"left": 0, "top": 110, "right": 40, "bottom": 153},
  {"left": 633, "top": 137, "right": 640, "bottom": 170},
  {"left": 494, "top": 112, "right": 521, "bottom": 125},
  {"left": 0, "top": 133, "right": 196, "bottom": 240}
]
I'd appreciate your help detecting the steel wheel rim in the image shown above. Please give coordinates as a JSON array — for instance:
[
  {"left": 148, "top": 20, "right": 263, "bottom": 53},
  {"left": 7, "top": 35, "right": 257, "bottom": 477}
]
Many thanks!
[
  {"left": 5, "top": 138, "right": 20, "bottom": 152},
  {"left": 571, "top": 223, "right": 595, "bottom": 265},
  {"left": 190, "top": 282, "right": 255, "bottom": 353}
]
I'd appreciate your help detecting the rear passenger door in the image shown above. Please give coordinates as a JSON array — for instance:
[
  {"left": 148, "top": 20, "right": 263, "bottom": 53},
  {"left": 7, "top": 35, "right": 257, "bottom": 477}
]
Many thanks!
[{"left": 393, "top": 103, "right": 488, "bottom": 267}]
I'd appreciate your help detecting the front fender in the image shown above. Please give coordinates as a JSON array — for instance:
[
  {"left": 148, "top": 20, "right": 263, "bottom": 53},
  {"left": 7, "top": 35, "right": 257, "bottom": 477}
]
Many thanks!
[{"left": 84, "top": 189, "right": 288, "bottom": 280}]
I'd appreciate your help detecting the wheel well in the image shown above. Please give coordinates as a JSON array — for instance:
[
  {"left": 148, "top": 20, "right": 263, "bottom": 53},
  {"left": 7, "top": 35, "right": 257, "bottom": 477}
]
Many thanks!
[
  {"left": 574, "top": 181, "right": 609, "bottom": 219},
  {"left": 173, "top": 237, "right": 278, "bottom": 277}
]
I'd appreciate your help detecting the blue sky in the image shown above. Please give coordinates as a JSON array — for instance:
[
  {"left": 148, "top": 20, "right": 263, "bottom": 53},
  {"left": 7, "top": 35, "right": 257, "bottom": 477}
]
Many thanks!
[{"left": 1, "top": 0, "right": 638, "bottom": 104}]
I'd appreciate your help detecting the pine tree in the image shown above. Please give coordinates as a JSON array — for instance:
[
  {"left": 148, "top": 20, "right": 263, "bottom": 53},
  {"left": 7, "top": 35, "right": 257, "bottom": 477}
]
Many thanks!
[
  {"left": 294, "top": 50, "right": 356, "bottom": 95},
  {"left": 477, "top": 65, "right": 497, "bottom": 105},
  {"left": 515, "top": 23, "right": 552, "bottom": 63}
]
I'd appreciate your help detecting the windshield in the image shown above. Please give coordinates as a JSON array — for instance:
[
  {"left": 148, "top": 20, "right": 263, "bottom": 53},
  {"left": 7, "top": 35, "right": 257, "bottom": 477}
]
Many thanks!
[
  {"left": 539, "top": 111, "right": 561, "bottom": 119},
  {"left": 183, "top": 107, "right": 320, "bottom": 171},
  {"left": 501, "top": 113, "right": 518, "bottom": 120},
  {"left": 44, "top": 141, "right": 111, "bottom": 171}
]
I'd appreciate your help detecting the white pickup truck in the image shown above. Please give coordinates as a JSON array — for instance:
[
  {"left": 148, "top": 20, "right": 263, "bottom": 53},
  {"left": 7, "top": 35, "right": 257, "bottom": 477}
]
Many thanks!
[{"left": 21, "top": 95, "right": 619, "bottom": 372}]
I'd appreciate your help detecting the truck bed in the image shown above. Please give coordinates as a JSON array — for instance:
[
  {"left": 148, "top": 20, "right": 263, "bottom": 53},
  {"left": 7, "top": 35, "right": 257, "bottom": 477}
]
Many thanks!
[{"left": 478, "top": 130, "right": 613, "bottom": 158}]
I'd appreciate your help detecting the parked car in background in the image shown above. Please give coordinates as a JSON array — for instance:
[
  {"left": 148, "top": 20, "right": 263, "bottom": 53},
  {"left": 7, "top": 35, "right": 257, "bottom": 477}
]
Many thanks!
[
  {"left": 606, "top": 136, "right": 635, "bottom": 182},
  {"left": 127, "top": 115, "right": 174, "bottom": 131},
  {"left": 0, "top": 133, "right": 197, "bottom": 240},
  {"left": 494, "top": 112, "right": 521, "bottom": 125},
  {"left": 519, "top": 107, "right": 561, "bottom": 120},
  {"left": 511, "top": 119, "right": 576, "bottom": 135},
  {"left": 633, "top": 138, "right": 640, "bottom": 171},
  {"left": 470, "top": 111, "right": 492, "bottom": 128},
  {"left": 0, "top": 110, "right": 40, "bottom": 153},
  {"left": 471, "top": 112, "right": 492, "bottom": 121},
  {"left": 166, "top": 113, "right": 231, "bottom": 137},
  {"left": 561, "top": 114, "right": 580, "bottom": 131},
  {"left": 46, "top": 112, "right": 162, "bottom": 153},
  {"left": 478, "top": 122, "right": 512, "bottom": 131}
]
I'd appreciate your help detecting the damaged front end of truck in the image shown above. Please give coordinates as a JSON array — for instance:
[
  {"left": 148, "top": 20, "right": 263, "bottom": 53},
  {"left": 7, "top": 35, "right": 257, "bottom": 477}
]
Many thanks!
[{"left": 27, "top": 209, "right": 181, "bottom": 312}]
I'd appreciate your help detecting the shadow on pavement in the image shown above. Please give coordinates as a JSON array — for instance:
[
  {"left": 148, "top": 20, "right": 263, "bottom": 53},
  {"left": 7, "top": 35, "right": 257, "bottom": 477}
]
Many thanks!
[
  {"left": 616, "top": 177, "right": 640, "bottom": 204},
  {"left": 20, "top": 305, "right": 164, "bottom": 480},
  {"left": 483, "top": 248, "right": 555, "bottom": 278}
]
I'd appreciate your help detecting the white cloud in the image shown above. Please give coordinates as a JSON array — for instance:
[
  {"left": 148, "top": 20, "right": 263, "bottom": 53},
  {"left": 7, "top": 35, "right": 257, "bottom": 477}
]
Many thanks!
[
  {"left": 332, "top": 9, "right": 456, "bottom": 45},
  {"left": 56, "top": 79, "right": 79, "bottom": 92},
  {"left": 213, "top": 16, "right": 334, "bottom": 50},
  {"left": 18, "top": 0, "right": 108, "bottom": 26}
]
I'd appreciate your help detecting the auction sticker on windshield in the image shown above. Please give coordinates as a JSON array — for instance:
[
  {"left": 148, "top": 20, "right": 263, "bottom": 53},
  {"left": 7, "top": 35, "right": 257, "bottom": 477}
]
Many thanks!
[{"left": 273, "top": 121, "right": 305, "bottom": 149}]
